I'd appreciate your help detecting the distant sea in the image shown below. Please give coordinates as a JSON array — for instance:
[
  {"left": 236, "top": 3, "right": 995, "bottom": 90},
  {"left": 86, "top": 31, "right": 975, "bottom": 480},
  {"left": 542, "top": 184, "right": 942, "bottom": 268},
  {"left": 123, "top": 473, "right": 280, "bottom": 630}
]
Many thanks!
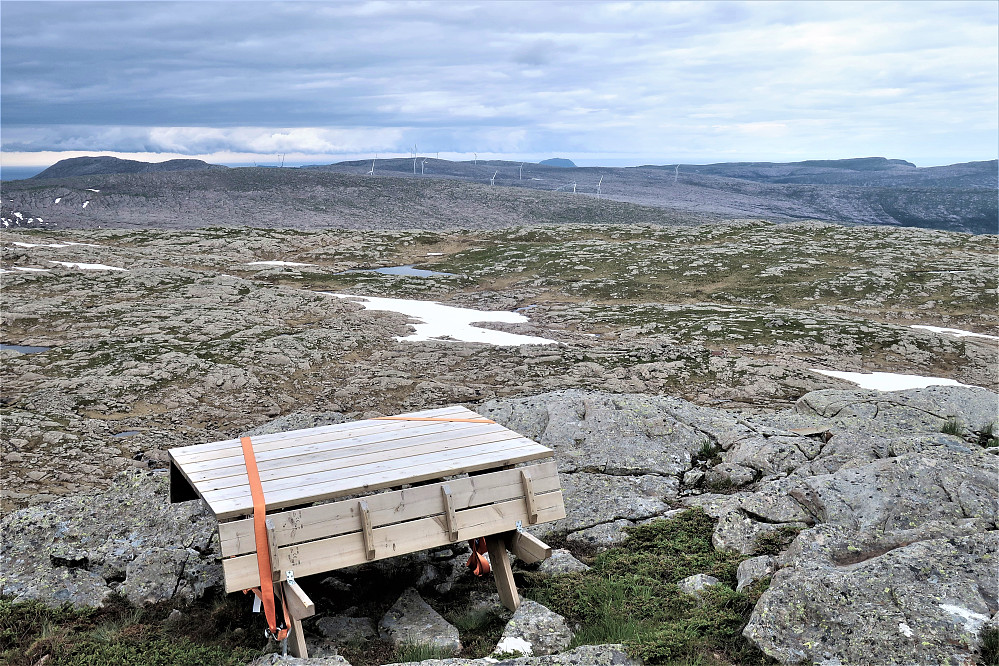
[{"left": 0, "top": 166, "right": 46, "bottom": 181}]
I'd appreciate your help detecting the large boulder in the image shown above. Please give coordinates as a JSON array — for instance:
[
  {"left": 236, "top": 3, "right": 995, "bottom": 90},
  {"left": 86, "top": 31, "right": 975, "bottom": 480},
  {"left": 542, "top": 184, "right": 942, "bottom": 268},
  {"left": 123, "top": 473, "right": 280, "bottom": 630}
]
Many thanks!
[
  {"left": 378, "top": 588, "right": 461, "bottom": 655},
  {"left": 493, "top": 599, "right": 573, "bottom": 657},
  {"left": 0, "top": 469, "right": 222, "bottom": 607},
  {"left": 386, "top": 643, "right": 641, "bottom": 665}
]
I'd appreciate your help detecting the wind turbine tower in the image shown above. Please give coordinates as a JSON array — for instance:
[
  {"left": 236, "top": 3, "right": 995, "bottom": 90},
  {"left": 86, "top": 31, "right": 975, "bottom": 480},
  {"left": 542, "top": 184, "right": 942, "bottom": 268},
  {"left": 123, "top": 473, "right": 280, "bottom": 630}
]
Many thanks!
[
  {"left": 572, "top": 182, "right": 576, "bottom": 194},
  {"left": 474, "top": 152, "right": 477, "bottom": 165},
  {"left": 413, "top": 143, "right": 419, "bottom": 175},
  {"left": 490, "top": 171, "right": 498, "bottom": 186},
  {"left": 674, "top": 165, "right": 679, "bottom": 184},
  {"left": 421, "top": 158, "right": 428, "bottom": 175},
  {"left": 596, "top": 176, "right": 603, "bottom": 199},
  {"left": 368, "top": 155, "right": 376, "bottom": 175},
  {"left": 519, "top": 163, "right": 524, "bottom": 180}
]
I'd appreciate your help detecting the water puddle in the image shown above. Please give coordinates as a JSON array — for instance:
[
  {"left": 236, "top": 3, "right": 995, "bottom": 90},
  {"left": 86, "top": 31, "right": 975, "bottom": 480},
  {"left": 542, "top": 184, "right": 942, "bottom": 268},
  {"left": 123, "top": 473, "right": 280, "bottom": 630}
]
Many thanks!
[
  {"left": 328, "top": 293, "right": 556, "bottom": 346},
  {"left": 247, "top": 260, "right": 314, "bottom": 267},
  {"left": 112, "top": 430, "right": 141, "bottom": 438},
  {"left": 810, "top": 369, "right": 973, "bottom": 391},
  {"left": 1, "top": 343, "right": 52, "bottom": 354},
  {"left": 343, "top": 264, "right": 455, "bottom": 278}
]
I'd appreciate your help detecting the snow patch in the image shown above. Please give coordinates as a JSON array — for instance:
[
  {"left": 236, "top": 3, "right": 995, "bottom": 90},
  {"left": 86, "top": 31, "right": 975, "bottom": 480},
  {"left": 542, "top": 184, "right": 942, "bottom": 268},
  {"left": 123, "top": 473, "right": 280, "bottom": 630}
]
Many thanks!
[
  {"left": 247, "top": 260, "right": 314, "bottom": 267},
  {"left": 82, "top": 201, "right": 90, "bottom": 208},
  {"left": 898, "top": 622, "right": 913, "bottom": 638},
  {"left": 49, "top": 261, "right": 126, "bottom": 271},
  {"left": 810, "top": 369, "right": 973, "bottom": 391},
  {"left": 14, "top": 267, "right": 50, "bottom": 272},
  {"left": 86, "top": 188, "right": 100, "bottom": 192},
  {"left": 54, "top": 197, "right": 62, "bottom": 203},
  {"left": 911, "top": 325, "right": 999, "bottom": 342},
  {"left": 493, "top": 636, "right": 533, "bottom": 657},
  {"left": 328, "top": 293, "right": 557, "bottom": 346}
]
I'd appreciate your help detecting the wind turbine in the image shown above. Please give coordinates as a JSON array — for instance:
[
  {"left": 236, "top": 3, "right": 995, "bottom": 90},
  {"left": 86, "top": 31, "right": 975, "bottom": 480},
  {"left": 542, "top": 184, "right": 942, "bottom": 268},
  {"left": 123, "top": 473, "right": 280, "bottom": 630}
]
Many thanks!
[
  {"left": 572, "top": 182, "right": 576, "bottom": 194},
  {"left": 490, "top": 171, "right": 498, "bottom": 186},
  {"left": 674, "top": 165, "right": 679, "bottom": 184},
  {"left": 368, "top": 154, "right": 376, "bottom": 175},
  {"left": 280, "top": 154, "right": 285, "bottom": 168},
  {"left": 474, "top": 152, "right": 477, "bottom": 165},
  {"left": 519, "top": 163, "right": 524, "bottom": 180},
  {"left": 421, "top": 158, "right": 429, "bottom": 175},
  {"left": 596, "top": 176, "right": 603, "bottom": 199},
  {"left": 413, "top": 143, "right": 419, "bottom": 175}
]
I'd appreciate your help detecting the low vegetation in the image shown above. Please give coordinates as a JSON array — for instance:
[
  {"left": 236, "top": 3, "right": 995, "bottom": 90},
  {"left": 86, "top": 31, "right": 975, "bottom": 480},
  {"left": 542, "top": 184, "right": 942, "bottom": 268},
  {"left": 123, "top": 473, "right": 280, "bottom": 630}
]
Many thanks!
[{"left": 526, "top": 508, "right": 773, "bottom": 665}]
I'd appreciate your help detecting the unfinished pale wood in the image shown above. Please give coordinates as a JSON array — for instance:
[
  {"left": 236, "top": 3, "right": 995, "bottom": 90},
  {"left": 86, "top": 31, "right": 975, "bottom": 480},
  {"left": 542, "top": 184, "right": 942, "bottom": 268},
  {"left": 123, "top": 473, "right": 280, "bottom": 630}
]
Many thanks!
[
  {"left": 223, "top": 490, "right": 566, "bottom": 592},
  {"left": 190, "top": 427, "right": 520, "bottom": 492},
  {"left": 505, "top": 531, "right": 551, "bottom": 564},
  {"left": 286, "top": 613, "right": 307, "bottom": 658},
  {"left": 521, "top": 469, "right": 538, "bottom": 525},
  {"left": 265, "top": 519, "right": 280, "bottom": 582},
  {"left": 218, "top": 462, "right": 561, "bottom": 557},
  {"left": 283, "top": 580, "right": 315, "bottom": 620},
  {"left": 359, "top": 501, "right": 375, "bottom": 560},
  {"left": 180, "top": 420, "right": 494, "bottom": 476},
  {"left": 441, "top": 485, "right": 458, "bottom": 542},
  {"left": 206, "top": 441, "right": 553, "bottom": 519},
  {"left": 170, "top": 405, "right": 472, "bottom": 462},
  {"left": 486, "top": 534, "right": 520, "bottom": 611}
]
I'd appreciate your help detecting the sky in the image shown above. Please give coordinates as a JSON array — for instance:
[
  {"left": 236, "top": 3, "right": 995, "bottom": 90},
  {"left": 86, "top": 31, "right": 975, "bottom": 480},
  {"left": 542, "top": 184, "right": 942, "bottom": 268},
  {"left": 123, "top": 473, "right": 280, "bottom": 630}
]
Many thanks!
[{"left": 1, "top": 0, "right": 997, "bottom": 169}]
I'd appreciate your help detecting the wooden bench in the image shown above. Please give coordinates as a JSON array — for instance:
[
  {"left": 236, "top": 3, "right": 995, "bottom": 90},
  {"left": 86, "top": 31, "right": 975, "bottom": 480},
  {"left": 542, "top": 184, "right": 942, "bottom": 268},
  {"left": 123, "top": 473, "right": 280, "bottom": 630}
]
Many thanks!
[{"left": 169, "top": 405, "right": 566, "bottom": 657}]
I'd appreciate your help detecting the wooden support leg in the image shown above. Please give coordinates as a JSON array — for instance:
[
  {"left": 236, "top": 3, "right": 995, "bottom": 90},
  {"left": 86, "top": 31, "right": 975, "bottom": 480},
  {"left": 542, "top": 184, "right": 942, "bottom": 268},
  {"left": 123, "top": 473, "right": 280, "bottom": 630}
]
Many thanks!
[
  {"left": 286, "top": 614, "right": 307, "bottom": 658},
  {"left": 282, "top": 579, "right": 315, "bottom": 658},
  {"left": 485, "top": 534, "right": 520, "bottom": 612}
]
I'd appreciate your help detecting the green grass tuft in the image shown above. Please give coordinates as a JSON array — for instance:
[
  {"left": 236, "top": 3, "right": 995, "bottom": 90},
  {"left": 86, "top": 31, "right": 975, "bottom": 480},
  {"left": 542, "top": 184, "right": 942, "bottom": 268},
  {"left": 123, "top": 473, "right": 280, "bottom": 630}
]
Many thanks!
[
  {"left": 392, "top": 642, "right": 455, "bottom": 662},
  {"left": 974, "top": 422, "right": 998, "bottom": 448},
  {"left": 941, "top": 416, "right": 964, "bottom": 436},
  {"left": 525, "top": 508, "right": 773, "bottom": 665},
  {"left": 981, "top": 626, "right": 999, "bottom": 666}
]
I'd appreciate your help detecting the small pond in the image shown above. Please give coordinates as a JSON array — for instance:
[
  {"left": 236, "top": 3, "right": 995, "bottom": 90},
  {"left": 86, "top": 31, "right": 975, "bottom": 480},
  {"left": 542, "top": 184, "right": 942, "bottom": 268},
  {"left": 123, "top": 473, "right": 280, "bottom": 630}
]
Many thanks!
[
  {"left": 112, "top": 430, "right": 142, "bottom": 438},
  {"left": 1, "top": 343, "right": 51, "bottom": 354}
]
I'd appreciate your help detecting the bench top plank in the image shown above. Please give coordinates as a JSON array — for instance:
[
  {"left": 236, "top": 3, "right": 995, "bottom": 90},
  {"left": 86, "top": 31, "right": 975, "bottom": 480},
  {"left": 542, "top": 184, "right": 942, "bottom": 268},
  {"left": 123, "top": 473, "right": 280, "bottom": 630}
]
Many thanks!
[{"left": 170, "top": 406, "right": 555, "bottom": 520}]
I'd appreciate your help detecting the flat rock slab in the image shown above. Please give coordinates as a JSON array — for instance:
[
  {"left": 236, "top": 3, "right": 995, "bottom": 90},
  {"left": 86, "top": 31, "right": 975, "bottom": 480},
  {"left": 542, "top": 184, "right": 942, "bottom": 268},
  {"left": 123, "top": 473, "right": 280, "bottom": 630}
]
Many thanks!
[
  {"left": 541, "top": 472, "right": 677, "bottom": 537},
  {"left": 0, "top": 469, "right": 221, "bottom": 607},
  {"left": 378, "top": 587, "right": 461, "bottom": 655},
  {"left": 745, "top": 528, "right": 999, "bottom": 665},
  {"left": 536, "top": 549, "right": 590, "bottom": 575}
]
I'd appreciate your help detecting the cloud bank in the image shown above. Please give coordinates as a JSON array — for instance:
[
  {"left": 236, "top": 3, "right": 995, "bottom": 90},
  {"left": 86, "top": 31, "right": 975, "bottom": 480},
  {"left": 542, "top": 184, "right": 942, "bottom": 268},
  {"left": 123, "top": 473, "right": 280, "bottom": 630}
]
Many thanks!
[{"left": 1, "top": 1, "right": 996, "bottom": 166}]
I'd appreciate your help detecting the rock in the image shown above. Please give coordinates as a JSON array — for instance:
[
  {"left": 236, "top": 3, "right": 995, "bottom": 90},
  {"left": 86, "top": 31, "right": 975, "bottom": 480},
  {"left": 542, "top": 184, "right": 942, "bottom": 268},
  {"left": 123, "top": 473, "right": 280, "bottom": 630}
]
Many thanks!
[
  {"left": 246, "top": 654, "right": 352, "bottom": 665},
  {"left": 315, "top": 616, "right": 378, "bottom": 643},
  {"left": 542, "top": 472, "right": 676, "bottom": 537},
  {"left": 735, "top": 556, "right": 776, "bottom": 592},
  {"left": 378, "top": 588, "right": 461, "bottom": 654},
  {"left": 677, "top": 573, "right": 721, "bottom": 597},
  {"left": 744, "top": 528, "right": 998, "bottom": 665},
  {"left": 385, "top": 643, "right": 640, "bottom": 665},
  {"left": 536, "top": 549, "right": 589, "bottom": 575},
  {"left": 0, "top": 470, "right": 221, "bottom": 608},
  {"left": 565, "top": 519, "right": 633, "bottom": 553},
  {"left": 703, "top": 462, "right": 756, "bottom": 488},
  {"left": 493, "top": 599, "right": 573, "bottom": 657}
]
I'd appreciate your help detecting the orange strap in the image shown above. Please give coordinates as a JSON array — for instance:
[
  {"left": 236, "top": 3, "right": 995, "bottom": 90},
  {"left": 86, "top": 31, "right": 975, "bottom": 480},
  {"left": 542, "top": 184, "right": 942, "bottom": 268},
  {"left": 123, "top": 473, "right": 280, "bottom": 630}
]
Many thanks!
[
  {"left": 374, "top": 416, "right": 496, "bottom": 424},
  {"left": 241, "top": 436, "right": 288, "bottom": 641},
  {"left": 466, "top": 537, "right": 491, "bottom": 576}
]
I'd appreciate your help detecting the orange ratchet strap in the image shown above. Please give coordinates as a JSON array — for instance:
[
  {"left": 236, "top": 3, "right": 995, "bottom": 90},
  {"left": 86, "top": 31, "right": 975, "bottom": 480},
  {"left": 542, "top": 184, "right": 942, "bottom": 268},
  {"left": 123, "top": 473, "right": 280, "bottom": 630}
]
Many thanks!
[
  {"left": 466, "top": 537, "right": 491, "bottom": 576},
  {"left": 374, "top": 416, "right": 496, "bottom": 424},
  {"left": 240, "top": 436, "right": 289, "bottom": 641}
]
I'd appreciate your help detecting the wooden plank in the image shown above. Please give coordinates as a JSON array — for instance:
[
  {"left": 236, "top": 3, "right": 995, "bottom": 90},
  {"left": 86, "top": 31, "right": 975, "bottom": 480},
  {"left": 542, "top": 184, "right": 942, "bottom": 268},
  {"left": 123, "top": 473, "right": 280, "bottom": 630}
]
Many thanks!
[
  {"left": 359, "top": 501, "right": 375, "bottom": 560},
  {"left": 440, "top": 485, "right": 457, "bottom": 542},
  {"left": 178, "top": 419, "right": 493, "bottom": 473},
  {"left": 265, "top": 519, "right": 281, "bottom": 582},
  {"left": 223, "top": 489, "right": 566, "bottom": 592},
  {"left": 286, "top": 614, "right": 307, "bottom": 658},
  {"left": 521, "top": 469, "right": 538, "bottom": 524},
  {"left": 206, "top": 441, "right": 553, "bottom": 519},
  {"left": 189, "top": 427, "right": 520, "bottom": 492},
  {"left": 505, "top": 531, "right": 551, "bottom": 564},
  {"left": 170, "top": 406, "right": 474, "bottom": 462},
  {"left": 486, "top": 534, "right": 520, "bottom": 611},
  {"left": 219, "top": 462, "right": 561, "bottom": 557},
  {"left": 283, "top": 580, "right": 315, "bottom": 619}
]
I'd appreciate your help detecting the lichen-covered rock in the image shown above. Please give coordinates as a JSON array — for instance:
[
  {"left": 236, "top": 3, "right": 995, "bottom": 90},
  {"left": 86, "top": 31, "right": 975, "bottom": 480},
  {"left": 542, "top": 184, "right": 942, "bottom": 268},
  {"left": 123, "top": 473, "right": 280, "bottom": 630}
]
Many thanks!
[
  {"left": 565, "top": 519, "right": 633, "bottom": 553},
  {"left": 314, "top": 616, "right": 378, "bottom": 643},
  {"left": 536, "top": 549, "right": 589, "bottom": 575},
  {"left": 541, "top": 472, "right": 676, "bottom": 537},
  {"left": 0, "top": 469, "right": 221, "bottom": 607},
  {"left": 735, "top": 555, "right": 776, "bottom": 592},
  {"left": 677, "top": 573, "right": 721, "bottom": 597},
  {"left": 378, "top": 588, "right": 461, "bottom": 654},
  {"left": 386, "top": 643, "right": 640, "bottom": 665},
  {"left": 493, "top": 599, "right": 573, "bottom": 657},
  {"left": 744, "top": 528, "right": 998, "bottom": 665}
]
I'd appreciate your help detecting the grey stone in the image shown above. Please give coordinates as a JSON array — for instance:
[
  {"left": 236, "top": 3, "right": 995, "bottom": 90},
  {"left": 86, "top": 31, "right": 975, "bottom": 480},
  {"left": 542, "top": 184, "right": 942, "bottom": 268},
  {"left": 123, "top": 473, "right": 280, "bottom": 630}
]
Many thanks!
[
  {"left": 493, "top": 599, "right": 573, "bottom": 657},
  {"left": 744, "top": 528, "right": 998, "bottom": 665},
  {"left": 385, "top": 643, "right": 640, "bottom": 665},
  {"left": 681, "top": 469, "right": 704, "bottom": 487},
  {"left": 703, "top": 462, "right": 756, "bottom": 487},
  {"left": 246, "top": 654, "right": 351, "bottom": 665},
  {"left": 677, "top": 573, "right": 721, "bottom": 597},
  {"left": 0, "top": 470, "right": 220, "bottom": 608},
  {"left": 536, "top": 549, "right": 590, "bottom": 575},
  {"left": 565, "top": 519, "right": 633, "bottom": 553},
  {"left": 315, "top": 616, "right": 378, "bottom": 643},
  {"left": 736, "top": 556, "right": 776, "bottom": 592},
  {"left": 378, "top": 587, "right": 461, "bottom": 654},
  {"left": 542, "top": 472, "right": 676, "bottom": 537}
]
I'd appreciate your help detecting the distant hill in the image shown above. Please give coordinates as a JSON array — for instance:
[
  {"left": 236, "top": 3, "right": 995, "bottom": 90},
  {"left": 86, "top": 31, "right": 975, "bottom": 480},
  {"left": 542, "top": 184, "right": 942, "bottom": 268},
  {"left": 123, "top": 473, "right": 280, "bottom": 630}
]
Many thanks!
[
  {"left": 540, "top": 158, "right": 577, "bottom": 168},
  {"left": 32, "top": 156, "right": 227, "bottom": 179}
]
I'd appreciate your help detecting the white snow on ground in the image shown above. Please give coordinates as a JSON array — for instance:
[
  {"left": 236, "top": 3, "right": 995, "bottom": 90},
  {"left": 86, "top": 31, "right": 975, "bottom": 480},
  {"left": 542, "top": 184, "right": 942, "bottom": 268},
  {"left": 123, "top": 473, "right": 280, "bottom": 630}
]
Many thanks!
[
  {"left": 329, "top": 293, "right": 557, "bottom": 346},
  {"left": 426, "top": 252, "right": 445, "bottom": 256},
  {"left": 810, "top": 369, "right": 972, "bottom": 391},
  {"left": 246, "top": 260, "right": 315, "bottom": 267},
  {"left": 938, "top": 604, "right": 990, "bottom": 635},
  {"left": 10, "top": 241, "right": 101, "bottom": 248},
  {"left": 48, "top": 261, "right": 126, "bottom": 271},
  {"left": 14, "top": 267, "right": 50, "bottom": 272},
  {"left": 86, "top": 188, "right": 100, "bottom": 192},
  {"left": 493, "top": 636, "right": 534, "bottom": 657},
  {"left": 82, "top": 201, "right": 90, "bottom": 208},
  {"left": 54, "top": 197, "right": 62, "bottom": 203},
  {"left": 911, "top": 325, "right": 999, "bottom": 342}
]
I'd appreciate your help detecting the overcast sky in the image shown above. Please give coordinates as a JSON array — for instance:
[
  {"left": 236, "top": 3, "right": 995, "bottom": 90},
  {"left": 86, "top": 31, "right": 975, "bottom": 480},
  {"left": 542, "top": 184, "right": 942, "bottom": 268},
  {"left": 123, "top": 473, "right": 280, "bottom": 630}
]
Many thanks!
[{"left": 2, "top": 1, "right": 996, "bottom": 167}]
